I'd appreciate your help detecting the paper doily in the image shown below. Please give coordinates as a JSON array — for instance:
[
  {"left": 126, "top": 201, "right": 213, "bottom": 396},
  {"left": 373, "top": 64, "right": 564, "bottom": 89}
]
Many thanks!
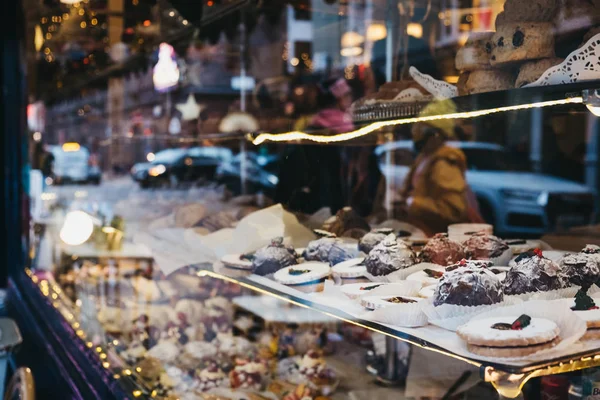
[
  {"left": 409, "top": 66, "right": 458, "bottom": 99},
  {"left": 525, "top": 33, "right": 600, "bottom": 87}
]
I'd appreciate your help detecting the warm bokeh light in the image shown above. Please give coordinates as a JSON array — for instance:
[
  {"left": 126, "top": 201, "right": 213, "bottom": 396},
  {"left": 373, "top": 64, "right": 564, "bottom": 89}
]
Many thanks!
[{"left": 59, "top": 211, "right": 95, "bottom": 246}]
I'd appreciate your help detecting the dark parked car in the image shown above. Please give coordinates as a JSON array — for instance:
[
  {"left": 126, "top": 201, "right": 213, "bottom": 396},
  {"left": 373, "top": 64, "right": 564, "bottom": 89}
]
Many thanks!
[
  {"left": 216, "top": 152, "right": 279, "bottom": 195},
  {"left": 131, "top": 147, "right": 232, "bottom": 188}
]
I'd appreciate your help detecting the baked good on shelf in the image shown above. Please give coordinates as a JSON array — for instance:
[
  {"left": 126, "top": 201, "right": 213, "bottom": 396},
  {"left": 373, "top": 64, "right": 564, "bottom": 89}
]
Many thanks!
[
  {"left": 331, "top": 258, "right": 368, "bottom": 283},
  {"left": 406, "top": 265, "right": 446, "bottom": 287},
  {"left": 455, "top": 32, "right": 494, "bottom": 71},
  {"left": 515, "top": 58, "right": 564, "bottom": 87},
  {"left": 464, "top": 69, "right": 514, "bottom": 94},
  {"left": 457, "top": 314, "right": 560, "bottom": 357},
  {"left": 499, "top": 0, "right": 559, "bottom": 24},
  {"left": 229, "top": 355, "right": 268, "bottom": 390},
  {"left": 196, "top": 363, "right": 229, "bottom": 392},
  {"left": 364, "top": 234, "right": 417, "bottom": 277},
  {"left": 560, "top": 249, "right": 600, "bottom": 288},
  {"left": 321, "top": 207, "right": 370, "bottom": 239},
  {"left": 252, "top": 237, "right": 298, "bottom": 276},
  {"left": 433, "top": 265, "right": 504, "bottom": 306},
  {"left": 490, "top": 23, "right": 555, "bottom": 66},
  {"left": 569, "top": 291, "right": 600, "bottom": 339},
  {"left": 582, "top": 244, "right": 600, "bottom": 262},
  {"left": 419, "top": 233, "right": 466, "bottom": 266},
  {"left": 358, "top": 228, "right": 394, "bottom": 254},
  {"left": 503, "top": 249, "right": 566, "bottom": 295},
  {"left": 462, "top": 232, "right": 511, "bottom": 265},
  {"left": 303, "top": 236, "right": 354, "bottom": 266},
  {"left": 582, "top": 27, "right": 600, "bottom": 47},
  {"left": 297, "top": 350, "right": 337, "bottom": 392},
  {"left": 273, "top": 263, "right": 331, "bottom": 293},
  {"left": 456, "top": 72, "right": 470, "bottom": 96}
]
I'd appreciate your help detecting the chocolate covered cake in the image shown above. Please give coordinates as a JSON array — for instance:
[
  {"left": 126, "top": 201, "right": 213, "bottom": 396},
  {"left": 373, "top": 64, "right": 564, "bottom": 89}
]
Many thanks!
[
  {"left": 303, "top": 236, "right": 354, "bottom": 266},
  {"left": 420, "top": 233, "right": 466, "bottom": 266},
  {"left": 358, "top": 228, "right": 394, "bottom": 254},
  {"left": 463, "top": 232, "right": 511, "bottom": 264},
  {"left": 433, "top": 265, "right": 504, "bottom": 307},
  {"left": 252, "top": 237, "right": 298, "bottom": 276},
  {"left": 364, "top": 234, "right": 416, "bottom": 277},
  {"left": 503, "top": 249, "right": 566, "bottom": 295},
  {"left": 561, "top": 249, "right": 600, "bottom": 288}
]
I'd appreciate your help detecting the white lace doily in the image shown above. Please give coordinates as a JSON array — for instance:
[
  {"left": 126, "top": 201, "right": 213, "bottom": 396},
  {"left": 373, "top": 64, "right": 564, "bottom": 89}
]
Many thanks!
[
  {"left": 525, "top": 33, "right": 600, "bottom": 87},
  {"left": 409, "top": 66, "right": 458, "bottom": 99}
]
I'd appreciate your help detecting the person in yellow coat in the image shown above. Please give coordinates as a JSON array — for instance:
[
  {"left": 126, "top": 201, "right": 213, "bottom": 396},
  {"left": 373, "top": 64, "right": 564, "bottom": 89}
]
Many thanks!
[{"left": 399, "top": 100, "right": 480, "bottom": 236}]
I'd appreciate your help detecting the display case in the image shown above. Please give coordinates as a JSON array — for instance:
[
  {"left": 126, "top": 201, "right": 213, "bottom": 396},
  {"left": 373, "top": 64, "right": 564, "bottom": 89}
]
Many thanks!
[{"left": 9, "top": 0, "right": 600, "bottom": 399}]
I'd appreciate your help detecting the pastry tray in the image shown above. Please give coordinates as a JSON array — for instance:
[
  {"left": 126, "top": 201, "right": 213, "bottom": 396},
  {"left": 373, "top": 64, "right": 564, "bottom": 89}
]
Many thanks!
[{"left": 193, "top": 262, "right": 600, "bottom": 376}]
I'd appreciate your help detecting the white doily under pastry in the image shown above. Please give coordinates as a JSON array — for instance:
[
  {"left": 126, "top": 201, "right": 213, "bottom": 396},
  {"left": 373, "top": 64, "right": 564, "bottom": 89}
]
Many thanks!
[
  {"left": 525, "top": 33, "right": 600, "bottom": 87},
  {"left": 409, "top": 66, "right": 458, "bottom": 99}
]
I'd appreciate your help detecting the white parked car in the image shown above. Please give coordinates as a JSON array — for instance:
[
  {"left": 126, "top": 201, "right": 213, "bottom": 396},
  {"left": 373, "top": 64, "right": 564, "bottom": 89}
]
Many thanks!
[
  {"left": 49, "top": 143, "right": 101, "bottom": 185},
  {"left": 375, "top": 141, "right": 596, "bottom": 236}
]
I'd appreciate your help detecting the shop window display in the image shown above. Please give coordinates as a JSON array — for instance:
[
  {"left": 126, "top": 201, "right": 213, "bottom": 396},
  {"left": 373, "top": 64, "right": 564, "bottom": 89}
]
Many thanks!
[{"left": 10, "top": 0, "right": 600, "bottom": 399}]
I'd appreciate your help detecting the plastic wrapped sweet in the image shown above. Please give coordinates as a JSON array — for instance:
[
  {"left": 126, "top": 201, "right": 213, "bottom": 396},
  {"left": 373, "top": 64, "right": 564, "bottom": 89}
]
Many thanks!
[
  {"left": 251, "top": 237, "right": 298, "bottom": 276},
  {"left": 196, "top": 363, "right": 229, "bottom": 392},
  {"left": 503, "top": 249, "right": 566, "bottom": 295},
  {"left": 420, "top": 233, "right": 466, "bottom": 266},
  {"left": 228, "top": 355, "right": 268, "bottom": 390},
  {"left": 364, "top": 234, "right": 416, "bottom": 277},
  {"left": 433, "top": 265, "right": 504, "bottom": 307},
  {"left": 302, "top": 236, "right": 353, "bottom": 266},
  {"left": 462, "top": 232, "right": 511, "bottom": 265},
  {"left": 358, "top": 228, "right": 394, "bottom": 254}
]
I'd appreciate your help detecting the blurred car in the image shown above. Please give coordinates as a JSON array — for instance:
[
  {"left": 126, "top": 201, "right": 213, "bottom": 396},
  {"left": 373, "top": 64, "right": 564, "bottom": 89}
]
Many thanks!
[
  {"left": 375, "top": 141, "right": 596, "bottom": 236},
  {"left": 216, "top": 152, "right": 280, "bottom": 195},
  {"left": 131, "top": 147, "right": 232, "bottom": 188},
  {"left": 49, "top": 143, "right": 101, "bottom": 185}
]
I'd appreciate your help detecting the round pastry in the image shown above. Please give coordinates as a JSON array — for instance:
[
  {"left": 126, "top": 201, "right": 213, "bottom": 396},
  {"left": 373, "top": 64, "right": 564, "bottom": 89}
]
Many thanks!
[
  {"left": 569, "top": 291, "right": 600, "bottom": 340},
  {"left": 406, "top": 265, "right": 446, "bottom": 287},
  {"left": 196, "top": 363, "right": 228, "bottom": 392},
  {"left": 499, "top": 0, "right": 559, "bottom": 23},
  {"left": 229, "top": 356, "right": 267, "bottom": 390},
  {"left": 331, "top": 257, "right": 367, "bottom": 283},
  {"left": 560, "top": 253, "right": 600, "bottom": 288},
  {"left": 340, "top": 282, "right": 387, "bottom": 299},
  {"left": 464, "top": 69, "right": 514, "bottom": 94},
  {"left": 360, "top": 295, "right": 422, "bottom": 310},
  {"left": 433, "top": 265, "right": 504, "bottom": 307},
  {"left": 364, "top": 234, "right": 417, "bottom": 277},
  {"left": 503, "top": 249, "right": 566, "bottom": 295},
  {"left": 221, "top": 253, "right": 254, "bottom": 270},
  {"left": 457, "top": 314, "right": 560, "bottom": 357},
  {"left": 515, "top": 58, "right": 563, "bottom": 87},
  {"left": 420, "top": 233, "right": 466, "bottom": 266},
  {"left": 252, "top": 237, "right": 298, "bottom": 276},
  {"left": 490, "top": 23, "right": 555, "bottom": 66},
  {"left": 274, "top": 263, "right": 331, "bottom": 293},
  {"left": 455, "top": 32, "right": 494, "bottom": 71},
  {"left": 358, "top": 228, "right": 394, "bottom": 254},
  {"left": 297, "top": 350, "right": 337, "bottom": 388},
  {"left": 462, "top": 232, "right": 511, "bottom": 265},
  {"left": 582, "top": 244, "right": 600, "bottom": 262},
  {"left": 302, "top": 236, "right": 354, "bottom": 266}
]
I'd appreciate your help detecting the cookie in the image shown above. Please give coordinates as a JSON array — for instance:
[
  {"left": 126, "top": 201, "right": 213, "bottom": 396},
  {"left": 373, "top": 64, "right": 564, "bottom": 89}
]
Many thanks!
[
  {"left": 515, "top": 58, "right": 564, "bottom": 87},
  {"left": 500, "top": 0, "right": 559, "bottom": 23},
  {"left": 463, "top": 69, "right": 514, "bottom": 94},
  {"left": 466, "top": 338, "right": 560, "bottom": 357},
  {"left": 457, "top": 316, "right": 560, "bottom": 347},
  {"left": 273, "top": 262, "right": 331, "bottom": 293},
  {"left": 490, "top": 23, "right": 555, "bottom": 66},
  {"left": 221, "top": 254, "right": 254, "bottom": 270},
  {"left": 455, "top": 32, "right": 494, "bottom": 71}
]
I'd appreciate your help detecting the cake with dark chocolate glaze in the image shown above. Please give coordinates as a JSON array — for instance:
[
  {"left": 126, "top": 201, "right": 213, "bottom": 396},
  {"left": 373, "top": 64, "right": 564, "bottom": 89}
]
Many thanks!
[
  {"left": 303, "top": 235, "right": 354, "bottom": 266},
  {"left": 463, "top": 232, "right": 511, "bottom": 265},
  {"left": 364, "top": 234, "right": 416, "bottom": 277},
  {"left": 252, "top": 237, "right": 298, "bottom": 276},
  {"left": 582, "top": 244, "right": 600, "bottom": 262},
  {"left": 420, "top": 233, "right": 466, "bottom": 266},
  {"left": 358, "top": 228, "right": 394, "bottom": 254},
  {"left": 433, "top": 265, "right": 504, "bottom": 307},
  {"left": 561, "top": 253, "right": 600, "bottom": 288},
  {"left": 503, "top": 249, "right": 566, "bottom": 295}
]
